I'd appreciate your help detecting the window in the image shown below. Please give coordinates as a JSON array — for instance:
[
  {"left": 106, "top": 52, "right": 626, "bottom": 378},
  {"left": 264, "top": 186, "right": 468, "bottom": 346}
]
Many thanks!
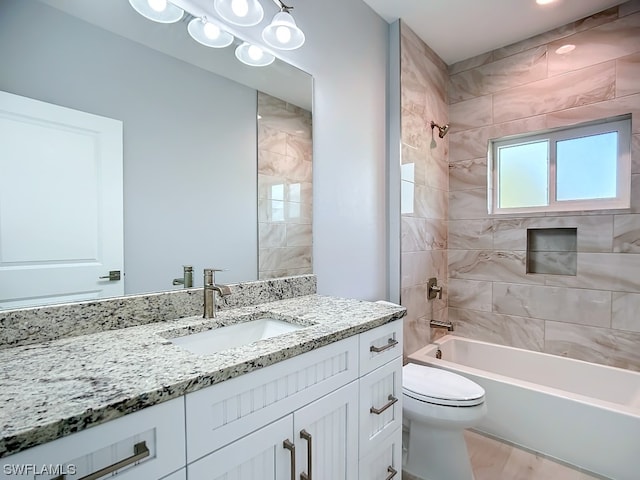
[{"left": 489, "top": 115, "right": 631, "bottom": 214}]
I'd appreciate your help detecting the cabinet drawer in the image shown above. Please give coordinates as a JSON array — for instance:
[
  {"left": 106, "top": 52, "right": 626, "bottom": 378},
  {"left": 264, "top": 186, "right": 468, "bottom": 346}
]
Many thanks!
[
  {"left": 359, "top": 321, "right": 402, "bottom": 376},
  {"left": 359, "top": 426, "right": 402, "bottom": 480},
  {"left": 0, "top": 397, "right": 185, "bottom": 480},
  {"left": 359, "top": 356, "right": 402, "bottom": 457},
  {"left": 185, "top": 335, "right": 358, "bottom": 463}
]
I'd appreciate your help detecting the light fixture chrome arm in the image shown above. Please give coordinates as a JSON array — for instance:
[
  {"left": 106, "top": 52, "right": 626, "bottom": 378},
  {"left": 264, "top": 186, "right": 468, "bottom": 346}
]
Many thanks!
[{"left": 271, "top": 0, "right": 294, "bottom": 13}]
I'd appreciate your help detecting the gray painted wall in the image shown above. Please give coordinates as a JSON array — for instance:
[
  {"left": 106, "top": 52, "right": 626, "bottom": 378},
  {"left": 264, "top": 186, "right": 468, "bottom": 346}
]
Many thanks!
[{"left": 267, "top": 0, "right": 391, "bottom": 300}]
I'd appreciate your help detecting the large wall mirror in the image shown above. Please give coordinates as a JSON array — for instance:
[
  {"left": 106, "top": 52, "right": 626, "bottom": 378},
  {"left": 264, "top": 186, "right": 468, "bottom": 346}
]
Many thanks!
[{"left": 0, "top": 0, "right": 313, "bottom": 309}]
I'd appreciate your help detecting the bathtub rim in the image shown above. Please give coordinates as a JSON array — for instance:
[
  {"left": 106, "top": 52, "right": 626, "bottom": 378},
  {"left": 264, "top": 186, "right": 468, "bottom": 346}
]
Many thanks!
[{"left": 408, "top": 334, "right": 640, "bottom": 419}]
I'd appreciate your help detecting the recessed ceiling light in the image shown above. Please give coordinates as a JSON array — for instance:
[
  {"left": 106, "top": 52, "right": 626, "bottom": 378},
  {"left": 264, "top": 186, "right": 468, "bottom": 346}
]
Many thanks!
[
  {"left": 555, "top": 44, "right": 576, "bottom": 55},
  {"left": 536, "top": 0, "right": 557, "bottom": 5}
]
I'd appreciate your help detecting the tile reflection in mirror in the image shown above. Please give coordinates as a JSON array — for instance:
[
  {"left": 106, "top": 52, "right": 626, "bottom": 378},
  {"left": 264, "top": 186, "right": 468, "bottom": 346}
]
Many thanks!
[{"left": 257, "top": 92, "right": 313, "bottom": 279}]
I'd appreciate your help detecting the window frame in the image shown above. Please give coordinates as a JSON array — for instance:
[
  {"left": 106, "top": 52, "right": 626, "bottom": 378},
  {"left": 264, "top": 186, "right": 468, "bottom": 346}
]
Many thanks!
[{"left": 488, "top": 115, "right": 632, "bottom": 215}]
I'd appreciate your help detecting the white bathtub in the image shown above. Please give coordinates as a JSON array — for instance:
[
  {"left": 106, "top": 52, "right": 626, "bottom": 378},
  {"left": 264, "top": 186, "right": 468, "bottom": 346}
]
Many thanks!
[{"left": 408, "top": 335, "right": 640, "bottom": 480}]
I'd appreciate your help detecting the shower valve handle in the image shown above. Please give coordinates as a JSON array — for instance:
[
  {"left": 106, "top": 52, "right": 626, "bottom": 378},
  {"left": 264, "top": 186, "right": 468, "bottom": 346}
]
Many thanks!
[{"left": 427, "top": 277, "right": 442, "bottom": 300}]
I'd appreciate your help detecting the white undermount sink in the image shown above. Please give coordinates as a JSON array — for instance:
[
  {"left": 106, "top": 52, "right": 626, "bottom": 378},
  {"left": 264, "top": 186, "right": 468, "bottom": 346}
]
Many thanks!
[{"left": 170, "top": 318, "right": 305, "bottom": 355}]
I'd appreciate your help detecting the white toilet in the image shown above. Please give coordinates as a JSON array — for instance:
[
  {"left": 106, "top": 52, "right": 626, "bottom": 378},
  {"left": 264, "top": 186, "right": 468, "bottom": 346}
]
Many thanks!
[{"left": 402, "top": 363, "right": 487, "bottom": 480}]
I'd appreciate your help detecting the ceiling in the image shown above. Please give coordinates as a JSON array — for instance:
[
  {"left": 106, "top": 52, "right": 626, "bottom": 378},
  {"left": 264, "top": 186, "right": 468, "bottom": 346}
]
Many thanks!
[{"left": 360, "top": 0, "right": 628, "bottom": 65}]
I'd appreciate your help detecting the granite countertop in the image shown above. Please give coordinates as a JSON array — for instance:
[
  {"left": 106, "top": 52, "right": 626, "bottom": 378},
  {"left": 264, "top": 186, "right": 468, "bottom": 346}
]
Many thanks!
[{"left": 0, "top": 294, "right": 405, "bottom": 458}]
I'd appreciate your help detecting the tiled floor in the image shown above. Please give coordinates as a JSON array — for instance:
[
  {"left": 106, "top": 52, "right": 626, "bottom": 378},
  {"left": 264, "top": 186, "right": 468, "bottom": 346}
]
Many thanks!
[
  {"left": 403, "top": 430, "right": 602, "bottom": 480},
  {"left": 464, "top": 431, "right": 602, "bottom": 480}
]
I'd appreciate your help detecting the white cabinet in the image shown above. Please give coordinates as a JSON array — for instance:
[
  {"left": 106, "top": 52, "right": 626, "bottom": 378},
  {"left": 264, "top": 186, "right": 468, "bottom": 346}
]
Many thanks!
[
  {"left": 184, "top": 336, "right": 359, "bottom": 464},
  {"left": 0, "top": 397, "right": 185, "bottom": 480},
  {"left": 1, "top": 320, "right": 403, "bottom": 480},
  {"left": 187, "top": 321, "right": 403, "bottom": 480},
  {"left": 187, "top": 381, "right": 359, "bottom": 480},
  {"left": 358, "top": 321, "right": 403, "bottom": 480}
]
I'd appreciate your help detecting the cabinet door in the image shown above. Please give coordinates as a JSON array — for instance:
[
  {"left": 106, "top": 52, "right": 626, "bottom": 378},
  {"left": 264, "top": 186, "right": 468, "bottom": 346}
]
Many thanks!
[
  {"left": 293, "top": 382, "right": 359, "bottom": 480},
  {"left": 187, "top": 415, "right": 294, "bottom": 480},
  {"left": 358, "top": 427, "right": 402, "bottom": 480}
]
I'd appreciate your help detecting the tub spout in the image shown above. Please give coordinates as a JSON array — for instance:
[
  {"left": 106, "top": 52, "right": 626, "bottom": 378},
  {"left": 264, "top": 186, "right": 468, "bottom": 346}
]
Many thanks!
[{"left": 430, "top": 319, "right": 453, "bottom": 331}]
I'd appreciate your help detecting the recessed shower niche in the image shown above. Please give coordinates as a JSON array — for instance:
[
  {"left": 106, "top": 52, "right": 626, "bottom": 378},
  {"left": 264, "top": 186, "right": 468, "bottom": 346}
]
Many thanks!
[{"left": 526, "top": 228, "right": 577, "bottom": 275}]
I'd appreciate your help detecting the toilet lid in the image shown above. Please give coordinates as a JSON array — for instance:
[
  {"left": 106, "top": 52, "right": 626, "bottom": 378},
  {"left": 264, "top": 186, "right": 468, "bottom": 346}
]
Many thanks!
[{"left": 403, "top": 363, "right": 485, "bottom": 407}]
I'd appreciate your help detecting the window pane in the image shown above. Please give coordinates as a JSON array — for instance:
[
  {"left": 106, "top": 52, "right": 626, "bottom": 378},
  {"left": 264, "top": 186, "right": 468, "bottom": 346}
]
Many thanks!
[
  {"left": 556, "top": 132, "right": 617, "bottom": 201},
  {"left": 498, "top": 141, "right": 548, "bottom": 208}
]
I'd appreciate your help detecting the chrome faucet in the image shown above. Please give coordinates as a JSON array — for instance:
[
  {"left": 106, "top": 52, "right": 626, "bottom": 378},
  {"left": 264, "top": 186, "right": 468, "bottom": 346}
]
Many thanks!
[
  {"left": 203, "top": 268, "right": 232, "bottom": 318},
  {"left": 172, "top": 265, "right": 193, "bottom": 288}
]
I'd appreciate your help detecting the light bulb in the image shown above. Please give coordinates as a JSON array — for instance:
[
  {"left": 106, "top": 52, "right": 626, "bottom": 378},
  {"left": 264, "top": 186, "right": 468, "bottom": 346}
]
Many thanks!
[
  {"left": 275, "top": 25, "right": 291, "bottom": 44},
  {"left": 262, "top": 11, "right": 305, "bottom": 50},
  {"left": 203, "top": 22, "right": 221, "bottom": 39},
  {"left": 235, "top": 42, "right": 274, "bottom": 66},
  {"left": 147, "top": 0, "right": 167, "bottom": 12},
  {"left": 231, "top": 0, "right": 249, "bottom": 17},
  {"left": 248, "top": 45, "right": 264, "bottom": 60}
]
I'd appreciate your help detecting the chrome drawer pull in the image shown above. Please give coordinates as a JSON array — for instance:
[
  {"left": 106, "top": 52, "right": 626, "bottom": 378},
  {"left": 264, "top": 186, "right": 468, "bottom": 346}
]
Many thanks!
[
  {"left": 370, "top": 338, "right": 398, "bottom": 353},
  {"left": 386, "top": 465, "right": 398, "bottom": 479},
  {"left": 53, "top": 441, "right": 150, "bottom": 480},
  {"left": 370, "top": 394, "right": 398, "bottom": 415},
  {"left": 300, "top": 429, "right": 312, "bottom": 480},
  {"left": 283, "top": 439, "right": 296, "bottom": 480}
]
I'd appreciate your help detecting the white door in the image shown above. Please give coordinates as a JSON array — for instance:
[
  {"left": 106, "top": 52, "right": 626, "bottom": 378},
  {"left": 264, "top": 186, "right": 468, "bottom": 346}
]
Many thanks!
[
  {"left": 187, "top": 415, "right": 294, "bottom": 480},
  {"left": 0, "top": 90, "right": 123, "bottom": 309},
  {"left": 294, "top": 381, "right": 359, "bottom": 480}
]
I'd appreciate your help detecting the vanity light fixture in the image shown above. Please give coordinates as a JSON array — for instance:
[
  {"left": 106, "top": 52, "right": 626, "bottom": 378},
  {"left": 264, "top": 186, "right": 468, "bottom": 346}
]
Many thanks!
[
  {"left": 129, "top": 0, "right": 305, "bottom": 66},
  {"left": 235, "top": 42, "right": 275, "bottom": 66},
  {"left": 187, "top": 17, "right": 234, "bottom": 48},
  {"left": 262, "top": 1, "right": 305, "bottom": 50},
  {"left": 214, "top": 0, "right": 265, "bottom": 26},
  {"left": 128, "top": 0, "right": 184, "bottom": 23},
  {"left": 535, "top": 0, "right": 558, "bottom": 5}
]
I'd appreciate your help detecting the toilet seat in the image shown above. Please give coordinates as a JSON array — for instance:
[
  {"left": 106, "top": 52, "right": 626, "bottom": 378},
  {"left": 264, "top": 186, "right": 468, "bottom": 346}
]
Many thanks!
[{"left": 403, "top": 363, "right": 485, "bottom": 407}]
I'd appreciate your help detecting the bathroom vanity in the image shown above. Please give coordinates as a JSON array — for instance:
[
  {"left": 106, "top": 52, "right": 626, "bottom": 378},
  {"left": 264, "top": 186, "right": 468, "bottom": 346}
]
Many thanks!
[{"left": 0, "top": 276, "right": 405, "bottom": 480}]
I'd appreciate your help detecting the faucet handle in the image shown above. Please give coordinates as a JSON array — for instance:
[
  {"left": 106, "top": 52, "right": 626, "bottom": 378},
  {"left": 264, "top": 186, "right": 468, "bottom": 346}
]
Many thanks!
[{"left": 203, "top": 268, "right": 227, "bottom": 286}]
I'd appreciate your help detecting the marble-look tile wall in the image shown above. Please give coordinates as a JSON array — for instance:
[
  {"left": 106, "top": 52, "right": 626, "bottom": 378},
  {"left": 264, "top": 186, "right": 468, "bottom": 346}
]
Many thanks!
[
  {"left": 400, "top": 23, "right": 449, "bottom": 356},
  {"left": 257, "top": 92, "right": 313, "bottom": 279},
  {"left": 447, "top": 1, "right": 640, "bottom": 371}
]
